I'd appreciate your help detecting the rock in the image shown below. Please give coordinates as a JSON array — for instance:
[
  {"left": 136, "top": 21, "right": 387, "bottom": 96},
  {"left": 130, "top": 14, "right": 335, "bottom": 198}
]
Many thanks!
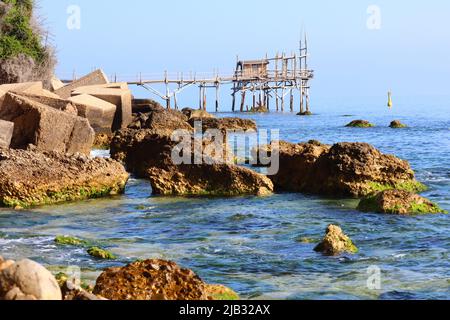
[
  {"left": 0, "top": 93, "right": 95, "bottom": 155},
  {"left": 68, "top": 94, "right": 117, "bottom": 134},
  {"left": 314, "top": 225, "right": 358, "bottom": 256},
  {"left": 0, "top": 81, "right": 43, "bottom": 107},
  {"left": 12, "top": 91, "right": 78, "bottom": 115},
  {"left": 269, "top": 140, "right": 331, "bottom": 191},
  {"left": 128, "top": 109, "right": 192, "bottom": 136},
  {"left": 0, "top": 259, "right": 62, "bottom": 300},
  {"left": 188, "top": 117, "right": 257, "bottom": 133},
  {"left": 54, "top": 69, "right": 109, "bottom": 99},
  {"left": 61, "top": 281, "right": 107, "bottom": 301},
  {"left": 87, "top": 247, "right": 116, "bottom": 260},
  {"left": 93, "top": 133, "right": 112, "bottom": 150},
  {"left": 307, "top": 142, "right": 426, "bottom": 197},
  {"left": 132, "top": 99, "right": 164, "bottom": 113},
  {"left": 111, "top": 131, "right": 273, "bottom": 196},
  {"left": 71, "top": 86, "right": 132, "bottom": 131},
  {"left": 247, "top": 105, "right": 268, "bottom": 113},
  {"left": 0, "top": 148, "right": 129, "bottom": 208},
  {"left": 182, "top": 107, "right": 215, "bottom": 119},
  {"left": 50, "top": 76, "right": 65, "bottom": 92},
  {"left": 0, "top": 119, "right": 13, "bottom": 149},
  {"left": 55, "top": 235, "right": 89, "bottom": 247},
  {"left": 358, "top": 190, "right": 447, "bottom": 215},
  {"left": 204, "top": 284, "right": 240, "bottom": 300},
  {"left": 390, "top": 120, "right": 407, "bottom": 128},
  {"left": 93, "top": 259, "right": 237, "bottom": 301},
  {"left": 345, "top": 120, "right": 374, "bottom": 128},
  {"left": 297, "top": 111, "right": 313, "bottom": 116},
  {"left": 0, "top": 256, "right": 15, "bottom": 271}
]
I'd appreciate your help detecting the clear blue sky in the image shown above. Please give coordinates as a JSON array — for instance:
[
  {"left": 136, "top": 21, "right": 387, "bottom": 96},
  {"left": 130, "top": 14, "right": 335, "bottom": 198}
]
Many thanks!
[{"left": 38, "top": 0, "right": 450, "bottom": 104}]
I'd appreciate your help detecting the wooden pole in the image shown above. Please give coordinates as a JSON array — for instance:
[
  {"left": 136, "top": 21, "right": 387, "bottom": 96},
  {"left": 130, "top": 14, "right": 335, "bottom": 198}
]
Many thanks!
[
  {"left": 203, "top": 84, "right": 207, "bottom": 111},
  {"left": 252, "top": 87, "right": 256, "bottom": 111},
  {"left": 199, "top": 84, "right": 202, "bottom": 110},
  {"left": 290, "top": 88, "right": 294, "bottom": 112},
  {"left": 240, "top": 90, "right": 246, "bottom": 112},
  {"left": 300, "top": 81, "right": 304, "bottom": 114},
  {"left": 215, "top": 83, "right": 220, "bottom": 112},
  {"left": 164, "top": 71, "right": 170, "bottom": 110}
]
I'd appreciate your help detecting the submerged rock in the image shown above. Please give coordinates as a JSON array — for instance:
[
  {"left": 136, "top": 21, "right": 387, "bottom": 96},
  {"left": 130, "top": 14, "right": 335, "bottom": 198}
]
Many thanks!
[
  {"left": 389, "top": 120, "right": 407, "bottom": 128},
  {"left": 314, "top": 225, "right": 358, "bottom": 256},
  {"left": 357, "top": 190, "right": 447, "bottom": 215},
  {"left": 87, "top": 247, "right": 116, "bottom": 260},
  {"left": 345, "top": 120, "right": 374, "bottom": 128},
  {"left": 0, "top": 258, "right": 62, "bottom": 300},
  {"left": 297, "top": 111, "right": 313, "bottom": 116},
  {"left": 0, "top": 149, "right": 129, "bottom": 208},
  {"left": 93, "top": 259, "right": 237, "bottom": 300},
  {"left": 55, "top": 235, "right": 89, "bottom": 247},
  {"left": 271, "top": 141, "right": 426, "bottom": 197}
]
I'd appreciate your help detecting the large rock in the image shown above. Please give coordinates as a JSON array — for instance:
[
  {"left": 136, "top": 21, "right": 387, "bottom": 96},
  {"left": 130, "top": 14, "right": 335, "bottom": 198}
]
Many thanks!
[
  {"left": 271, "top": 141, "right": 426, "bottom": 197},
  {"left": 93, "top": 259, "right": 237, "bottom": 300},
  {"left": 9, "top": 91, "right": 78, "bottom": 115},
  {"left": 0, "top": 119, "right": 13, "bottom": 149},
  {"left": 188, "top": 117, "right": 257, "bottom": 133},
  {"left": 127, "top": 108, "right": 192, "bottom": 136},
  {"left": 0, "top": 81, "right": 43, "bottom": 106},
  {"left": 314, "top": 225, "right": 358, "bottom": 256},
  {"left": 71, "top": 86, "right": 132, "bottom": 131},
  {"left": 358, "top": 190, "right": 447, "bottom": 215},
  {"left": 68, "top": 94, "right": 117, "bottom": 134},
  {"left": 345, "top": 120, "right": 374, "bottom": 128},
  {"left": 0, "top": 93, "right": 94, "bottom": 155},
  {"left": 132, "top": 99, "right": 164, "bottom": 113},
  {"left": 54, "top": 69, "right": 109, "bottom": 99},
  {"left": 0, "top": 148, "right": 129, "bottom": 208},
  {"left": 0, "top": 258, "right": 62, "bottom": 300},
  {"left": 182, "top": 108, "right": 215, "bottom": 120},
  {"left": 111, "top": 130, "right": 273, "bottom": 196},
  {"left": 50, "top": 76, "right": 65, "bottom": 92}
]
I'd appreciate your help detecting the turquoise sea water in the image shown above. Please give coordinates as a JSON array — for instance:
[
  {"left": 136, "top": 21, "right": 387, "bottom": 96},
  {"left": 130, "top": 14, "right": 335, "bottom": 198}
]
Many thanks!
[{"left": 0, "top": 97, "right": 449, "bottom": 300}]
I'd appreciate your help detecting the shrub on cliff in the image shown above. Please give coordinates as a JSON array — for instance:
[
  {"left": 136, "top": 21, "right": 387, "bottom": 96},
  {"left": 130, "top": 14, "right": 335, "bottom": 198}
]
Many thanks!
[{"left": 0, "top": 0, "right": 56, "bottom": 86}]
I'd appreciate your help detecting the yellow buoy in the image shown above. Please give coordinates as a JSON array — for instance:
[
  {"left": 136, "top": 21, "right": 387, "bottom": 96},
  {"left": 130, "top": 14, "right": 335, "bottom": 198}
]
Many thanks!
[{"left": 387, "top": 91, "right": 393, "bottom": 108}]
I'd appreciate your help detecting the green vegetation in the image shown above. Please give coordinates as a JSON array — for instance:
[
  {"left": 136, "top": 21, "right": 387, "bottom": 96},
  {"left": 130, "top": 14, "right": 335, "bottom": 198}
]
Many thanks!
[
  {"left": 55, "top": 235, "right": 89, "bottom": 247},
  {"left": 365, "top": 180, "right": 428, "bottom": 195},
  {"left": 295, "top": 236, "right": 316, "bottom": 244},
  {"left": 87, "top": 247, "right": 116, "bottom": 260},
  {"left": 0, "top": 0, "right": 46, "bottom": 62},
  {"left": 205, "top": 285, "right": 240, "bottom": 301},
  {"left": 344, "top": 239, "right": 359, "bottom": 254}
]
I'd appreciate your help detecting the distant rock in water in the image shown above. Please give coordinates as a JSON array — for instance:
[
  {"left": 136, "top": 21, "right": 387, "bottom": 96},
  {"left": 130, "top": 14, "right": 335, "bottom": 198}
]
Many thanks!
[
  {"left": 182, "top": 108, "right": 215, "bottom": 120},
  {"left": 0, "top": 149, "right": 129, "bottom": 208},
  {"left": 188, "top": 117, "right": 257, "bottom": 133},
  {"left": 314, "top": 225, "right": 358, "bottom": 256},
  {"left": 357, "top": 190, "right": 447, "bottom": 215},
  {"left": 345, "top": 120, "right": 374, "bottom": 128},
  {"left": 93, "top": 259, "right": 239, "bottom": 300},
  {"left": 270, "top": 141, "right": 426, "bottom": 197},
  {"left": 297, "top": 111, "right": 313, "bottom": 116},
  {"left": 0, "top": 257, "right": 62, "bottom": 300},
  {"left": 389, "top": 120, "right": 407, "bottom": 128}
]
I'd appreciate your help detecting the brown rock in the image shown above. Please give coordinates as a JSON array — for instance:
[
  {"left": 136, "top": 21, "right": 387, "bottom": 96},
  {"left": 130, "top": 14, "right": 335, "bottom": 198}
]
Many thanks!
[
  {"left": 12, "top": 91, "right": 78, "bottom": 115},
  {"left": 345, "top": 120, "right": 374, "bottom": 128},
  {"left": 358, "top": 189, "right": 447, "bottom": 215},
  {"left": 61, "top": 281, "right": 107, "bottom": 301},
  {"left": 132, "top": 99, "right": 165, "bottom": 113},
  {"left": 314, "top": 225, "right": 358, "bottom": 256},
  {"left": 182, "top": 108, "right": 215, "bottom": 120},
  {"left": 188, "top": 117, "right": 257, "bottom": 133},
  {"left": 93, "top": 259, "right": 209, "bottom": 300},
  {"left": 0, "top": 119, "right": 13, "bottom": 149},
  {"left": 389, "top": 120, "right": 407, "bottom": 128},
  {"left": 0, "top": 148, "right": 129, "bottom": 208},
  {"left": 54, "top": 69, "right": 109, "bottom": 99},
  {"left": 0, "top": 93, "right": 94, "bottom": 155}
]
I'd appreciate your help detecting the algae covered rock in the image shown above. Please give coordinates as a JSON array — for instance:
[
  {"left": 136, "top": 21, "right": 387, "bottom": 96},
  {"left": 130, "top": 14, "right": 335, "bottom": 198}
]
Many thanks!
[
  {"left": 389, "top": 120, "right": 407, "bottom": 128},
  {"left": 358, "top": 189, "right": 447, "bottom": 215},
  {"left": 87, "top": 247, "right": 116, "bottom": 260},
  {"left": 0, "top": 148, "right": 129, "bottom": 208},
  {"left": 55, "top": 235, "right": 89, "bottom": 247},
  {"left": 346, "top": 120, "right": 374, "bottom": 128},
  {"left": 314, "top": 225, "right": 358, "bottom": 256},
  {"left": 204, "top": 284, "right": 239, "bottom": 300}
]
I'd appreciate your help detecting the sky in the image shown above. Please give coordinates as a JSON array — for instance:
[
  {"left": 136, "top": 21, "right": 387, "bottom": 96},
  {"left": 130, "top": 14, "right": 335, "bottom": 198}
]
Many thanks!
[{"left": 37, "top": 0, "right": 450, "bottom": 107}]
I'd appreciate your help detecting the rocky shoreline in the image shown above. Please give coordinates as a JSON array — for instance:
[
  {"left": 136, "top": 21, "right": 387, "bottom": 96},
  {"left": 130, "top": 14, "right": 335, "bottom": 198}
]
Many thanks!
[{"left": 0, "top": 72, "right": 446, "bottom": 300}]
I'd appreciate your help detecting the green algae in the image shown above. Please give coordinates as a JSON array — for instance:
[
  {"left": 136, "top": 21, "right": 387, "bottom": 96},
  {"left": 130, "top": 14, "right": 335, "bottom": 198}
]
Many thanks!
[
  {"left": 55, "top": 235, "right": 89, "bottom": 247},
  {"left": 87, "top": 247, "right": 116, "bottom": 260},
  {"left": 365, "top": 180, "right": 428, "bottom": 195}
]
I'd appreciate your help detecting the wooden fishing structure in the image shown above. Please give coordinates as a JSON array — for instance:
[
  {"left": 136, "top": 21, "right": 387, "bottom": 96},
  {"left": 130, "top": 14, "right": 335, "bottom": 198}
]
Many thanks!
[{"left": 67, "top": 38, "right": 314, "bottom": 113}]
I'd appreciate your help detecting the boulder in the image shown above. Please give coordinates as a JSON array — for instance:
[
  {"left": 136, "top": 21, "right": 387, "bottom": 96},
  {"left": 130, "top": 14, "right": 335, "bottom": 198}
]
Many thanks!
[
  {"left": 0, "top": 93, "right": 94, "bottom": 155},
  {"left": 9, "top": 91, "right": 78, "bottom": 115},
  {"left": 297, "top": 111, "right": 313, "bottom": 116},
  {"left": 61, "top": 281, "right": 106, "bottom": 301},
  {"left": 358, "top": 190, "right": 447, "bottom": 215},
  {"left": 93, "top": 259, "right": 238, "bottom": 301},
  {"left": 71, "top": 86, "right": 132, "bottom": 131},
  {"left": 132, "top": 99, "right": 164, "bottom": 113},
  {"left": 50, "top": 76, "right": 65, "bottom": 92},
  {"left": 271, "top": 141, "right": 426, "bottom": 197},
  {"left": 68, "top": 94, "right": 117, "bottom": 134},
  {"left": 314, "top": 225, "right": 358, "bottom": 256},
  {"left": 188, "top": 117, "right": 257, "bottom": 133},
  {"left": 0, "top": 119, "right": 13, "bottom": 149},
  {"left": 182, "top": 108, "right": 215, "bottom": 120},
  {"left": 0, "top": 259, "right": 62, "bottom": 300},
  {"left": 0, "top": 81, "right": 43, "bottom": 106},
  {"left": 345, "top": 120, "right": 374, "bottom": 128},
  {"left": 127, "top": 108, "right": 192, "bottom": 135},
  {"left": 390, "top": 120, "right": 407, "bottom": 128},
  {"left": 111, "top": 130, "right": 273, "bottom": 196},
  {"left": 54, "top": 69, "right": 109, "bottom": 99},
  {"left": 93, "top": 133, "right": 112, "bottom": 150},
  {"left": 0, "top": 148, "right": 129, "bottom": 208},
  {"left": 307, "top": 142, "right": 426, "bottom": 197}
]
